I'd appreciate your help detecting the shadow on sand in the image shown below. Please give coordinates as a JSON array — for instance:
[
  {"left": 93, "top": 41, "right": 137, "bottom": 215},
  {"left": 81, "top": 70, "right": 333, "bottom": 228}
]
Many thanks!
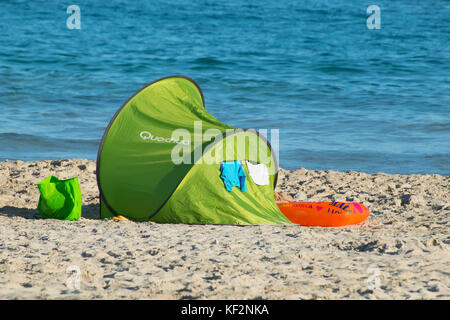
[{"left": 0, "top": 204, "right": 101, "bottom": 220}]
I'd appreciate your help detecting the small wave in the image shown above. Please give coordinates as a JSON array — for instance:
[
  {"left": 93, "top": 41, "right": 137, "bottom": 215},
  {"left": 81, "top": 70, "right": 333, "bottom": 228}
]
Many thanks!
[
  {"left": 397, "top": 123, "right": 450, "bottom": 133},
  {"left": 0, "top": 132, "right": 99, "bottom": 151},
  {"left": 192, "top": 57, "right": 234, "bottom": 66},
  {"left": 313, "top": 66, "right": 366, "bottom": 74}
]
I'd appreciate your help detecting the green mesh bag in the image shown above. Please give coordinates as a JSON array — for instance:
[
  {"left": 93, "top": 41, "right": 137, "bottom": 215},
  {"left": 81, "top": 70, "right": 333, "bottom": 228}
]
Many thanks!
[{"left": 37, "top": 176, "right": 81, "bottom": 221}]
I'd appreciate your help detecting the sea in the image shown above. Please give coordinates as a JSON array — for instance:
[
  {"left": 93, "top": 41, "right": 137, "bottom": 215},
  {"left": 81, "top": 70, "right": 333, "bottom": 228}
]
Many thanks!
[{"left": 1, "top": 0, "right": 449, "bottom": 174}]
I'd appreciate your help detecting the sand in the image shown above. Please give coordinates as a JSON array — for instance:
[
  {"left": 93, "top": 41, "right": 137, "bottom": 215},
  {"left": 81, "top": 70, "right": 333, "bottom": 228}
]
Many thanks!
[{"left": 0, "top": 158, "right": 448, "bottom": 299}]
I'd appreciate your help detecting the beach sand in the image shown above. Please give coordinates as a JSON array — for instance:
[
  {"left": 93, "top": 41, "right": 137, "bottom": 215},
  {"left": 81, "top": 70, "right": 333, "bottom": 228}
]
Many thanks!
[{"left": 0, "top": 159, "right": 448, "bottom": 299}]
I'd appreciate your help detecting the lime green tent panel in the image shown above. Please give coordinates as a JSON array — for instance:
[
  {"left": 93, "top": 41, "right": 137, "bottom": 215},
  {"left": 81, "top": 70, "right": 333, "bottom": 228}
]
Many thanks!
[
  {"left": 152, "top": 131, "right": 289, "bottom": 224},
  {"left": 97, "top": 75, "right": 291, "bottom": 225}
]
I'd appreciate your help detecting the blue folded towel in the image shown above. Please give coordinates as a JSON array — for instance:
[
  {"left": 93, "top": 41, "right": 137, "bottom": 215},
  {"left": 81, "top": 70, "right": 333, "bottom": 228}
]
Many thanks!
[{"left": 220, "top": 161, "right": 247, "bottom": 192}]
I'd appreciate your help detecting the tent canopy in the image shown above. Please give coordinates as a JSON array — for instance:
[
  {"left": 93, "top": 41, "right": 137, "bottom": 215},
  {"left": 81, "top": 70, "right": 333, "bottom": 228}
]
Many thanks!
[{"left": 97, "top": 76, "right": 290, "bottom": 225}]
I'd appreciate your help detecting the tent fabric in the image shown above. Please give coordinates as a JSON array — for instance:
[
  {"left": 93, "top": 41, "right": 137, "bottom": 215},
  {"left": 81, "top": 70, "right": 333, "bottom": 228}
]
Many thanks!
[{"left": 97, "top": 75, "right": 291, "bottom": 225}]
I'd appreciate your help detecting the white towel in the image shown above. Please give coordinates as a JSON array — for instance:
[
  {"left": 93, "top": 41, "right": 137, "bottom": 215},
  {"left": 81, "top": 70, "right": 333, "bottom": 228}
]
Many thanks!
[{"left": 246, "top": 161, "right": 269, "bottom": 186}]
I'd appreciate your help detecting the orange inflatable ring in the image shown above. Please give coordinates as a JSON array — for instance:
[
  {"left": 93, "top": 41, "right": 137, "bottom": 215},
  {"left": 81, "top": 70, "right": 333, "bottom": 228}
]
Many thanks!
[{"left": 277, "top": 201, "right": 370, "bottom": 227}]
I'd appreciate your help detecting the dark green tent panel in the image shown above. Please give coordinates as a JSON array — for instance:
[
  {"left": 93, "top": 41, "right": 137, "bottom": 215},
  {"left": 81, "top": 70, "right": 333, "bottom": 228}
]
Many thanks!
[{"left": 97, "top": 76, "right": 291, "bottom": 225}]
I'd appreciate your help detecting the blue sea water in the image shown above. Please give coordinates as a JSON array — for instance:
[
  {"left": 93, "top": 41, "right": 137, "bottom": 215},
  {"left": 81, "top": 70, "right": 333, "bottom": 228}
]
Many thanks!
[{"left": 0, "top": 0, "right": 449, "bottom": 174}]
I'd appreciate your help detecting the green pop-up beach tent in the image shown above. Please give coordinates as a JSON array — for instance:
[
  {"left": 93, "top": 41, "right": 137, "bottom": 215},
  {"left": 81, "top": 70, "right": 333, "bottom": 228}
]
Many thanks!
[{"left": 97, "top": 75, "right": 290, "bottom": 225}]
